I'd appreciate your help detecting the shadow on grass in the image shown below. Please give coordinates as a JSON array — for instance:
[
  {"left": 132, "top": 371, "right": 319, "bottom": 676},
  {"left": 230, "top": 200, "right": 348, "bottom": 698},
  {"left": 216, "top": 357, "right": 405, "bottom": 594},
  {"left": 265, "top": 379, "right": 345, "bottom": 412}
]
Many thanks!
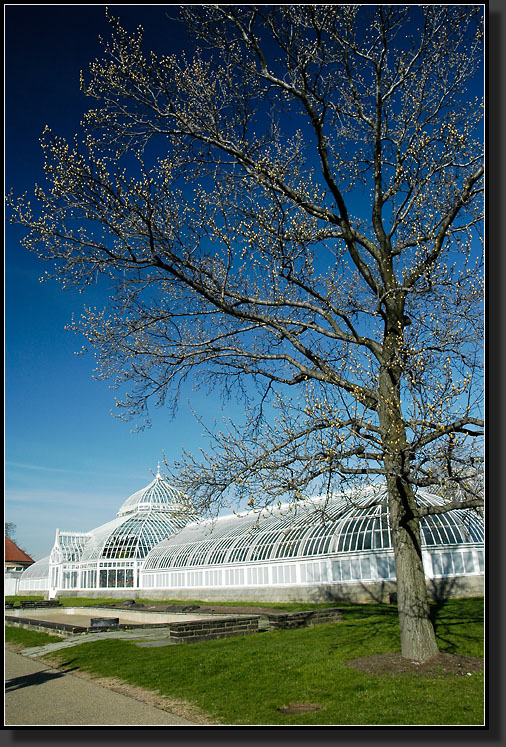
[
  {"left": 427, "top": 592, "right": 483, "bottom": 654},
  {"left": 339, "top": 590, "right": 483, "bottom": 657}
]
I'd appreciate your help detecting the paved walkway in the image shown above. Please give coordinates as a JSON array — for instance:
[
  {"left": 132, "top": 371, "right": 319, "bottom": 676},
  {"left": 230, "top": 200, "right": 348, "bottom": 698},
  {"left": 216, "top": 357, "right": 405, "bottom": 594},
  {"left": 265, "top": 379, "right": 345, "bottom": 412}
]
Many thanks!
[
  {"left": 5, "top": 643, "right": 199, "bottom": 726},
  {"left": 16, "top": 626, "right": 178, "bottom": 658}
]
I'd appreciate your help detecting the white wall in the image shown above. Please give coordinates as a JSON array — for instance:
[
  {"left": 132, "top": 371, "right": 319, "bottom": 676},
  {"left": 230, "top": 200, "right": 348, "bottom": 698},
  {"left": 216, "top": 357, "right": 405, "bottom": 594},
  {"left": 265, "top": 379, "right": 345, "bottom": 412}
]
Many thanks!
[{"left": 5, "top": 572, "right": 21, "bottom": 596}]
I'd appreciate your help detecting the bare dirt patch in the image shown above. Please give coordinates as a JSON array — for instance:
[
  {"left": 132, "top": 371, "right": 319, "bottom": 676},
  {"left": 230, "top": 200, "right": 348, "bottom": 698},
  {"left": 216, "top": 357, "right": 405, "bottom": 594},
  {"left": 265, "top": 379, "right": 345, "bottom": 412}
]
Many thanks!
[
  {"left": 346, "top": 652, "right": 483, "bottom": 677},
  {"left": 277, "top": 702, "right": 321, "bottom": 715},
  {"left": 6, "top": 643, "right": 26, "bottom": 653}
]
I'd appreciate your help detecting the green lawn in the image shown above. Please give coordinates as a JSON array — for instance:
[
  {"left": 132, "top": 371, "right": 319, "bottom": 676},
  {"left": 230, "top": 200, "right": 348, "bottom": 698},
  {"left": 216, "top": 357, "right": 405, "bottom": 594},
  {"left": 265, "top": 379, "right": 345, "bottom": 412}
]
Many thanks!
[
  {"left": 5, "top": 626, "right": 64, "bottom": 648},
  {"left": 21, "top": 596, "right": 483, "bottom": 726},
  {"left": 5, "top": 595, "right": 340, "bottom": 610},
  {"left": 6, "top": 596, "right": 128, "bottom": 608}
]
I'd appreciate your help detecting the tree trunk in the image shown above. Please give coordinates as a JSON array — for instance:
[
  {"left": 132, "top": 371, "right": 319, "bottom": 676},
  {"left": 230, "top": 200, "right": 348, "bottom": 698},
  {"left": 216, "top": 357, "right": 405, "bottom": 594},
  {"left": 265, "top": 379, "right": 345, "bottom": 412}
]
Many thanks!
[
  {"left": 378, "top": 324, "right": 440, "bottom": 662},
  {"left": 387, "top": 476, "right": 440, "bottom": 662}
]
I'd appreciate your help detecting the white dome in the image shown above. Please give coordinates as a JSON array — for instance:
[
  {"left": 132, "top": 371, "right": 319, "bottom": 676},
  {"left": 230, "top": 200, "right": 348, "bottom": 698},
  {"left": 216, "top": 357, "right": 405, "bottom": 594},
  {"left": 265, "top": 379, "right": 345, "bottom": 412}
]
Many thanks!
[
  {"left": 77, "top": 471, "right": 197, "bottom": 561},
  {"left": 117, "top": 469, "right": 186, "bottom": 517}
]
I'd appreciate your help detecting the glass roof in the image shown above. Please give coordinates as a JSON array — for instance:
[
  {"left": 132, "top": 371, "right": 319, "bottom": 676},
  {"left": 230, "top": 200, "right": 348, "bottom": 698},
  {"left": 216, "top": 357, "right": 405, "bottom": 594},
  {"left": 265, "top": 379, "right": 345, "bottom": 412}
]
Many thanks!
[
  {"left": 80, "top": 511, "right": 191, "bottom": 561},
  {"left": 19, "top": 555, "right": 50, "bottom": 580},
  {"left": 117, "top": 469, "right": 187, "bottom": 516},
  {"left": 50, "top": 531, "right": 89, "bottom": 563},
  {"left": 142, "top": 487, "right": 484, "bottom": 572},
  {"left": 52, "top": 471, "right": 198, "bottom": 562}
]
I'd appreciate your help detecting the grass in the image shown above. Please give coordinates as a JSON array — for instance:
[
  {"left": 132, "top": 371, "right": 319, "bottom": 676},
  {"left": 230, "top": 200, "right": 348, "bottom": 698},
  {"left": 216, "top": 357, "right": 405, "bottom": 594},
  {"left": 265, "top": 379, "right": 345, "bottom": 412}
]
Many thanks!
[
  {"left": 5, "top": 626, "right": 65, "bottom": 648},
  {"left": 5, "top": 595, "right": 344, "bottom": 610},
  {"left": 6, "top": 596, "right": 124, "bottom": 608},
  {"left": 24, "top": 596, "right": 483, "bottom": 726}
]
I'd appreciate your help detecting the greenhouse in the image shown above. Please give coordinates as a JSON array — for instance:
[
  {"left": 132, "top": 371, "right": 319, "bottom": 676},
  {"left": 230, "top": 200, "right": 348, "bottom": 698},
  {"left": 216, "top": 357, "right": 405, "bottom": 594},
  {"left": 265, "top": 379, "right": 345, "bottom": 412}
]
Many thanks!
[
  {"left": 18, "top": 468, "right": 197, "bottom": 597},
  {"left": 16, "top": 555, "right": 51, "bottom": 592},
  {"left": 18, "top": 471, "right": 484, "bottom": 603},
  {"left": 140, "top": 485, "right": 484, "bottom": 602}
]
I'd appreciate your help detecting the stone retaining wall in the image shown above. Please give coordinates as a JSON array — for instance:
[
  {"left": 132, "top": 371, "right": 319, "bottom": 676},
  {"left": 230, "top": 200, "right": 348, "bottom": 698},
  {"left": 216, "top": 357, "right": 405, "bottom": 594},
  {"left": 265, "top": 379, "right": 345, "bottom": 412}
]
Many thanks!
[
  {"left": 5, "top": 616, "right": 89, "bottom": 637},
  {"left": 5, "top": 613, "right": 263, "bottom": 642},
  {"left": 168, "top": 615, "right": 260, "bottom": 643},
  {"left": 5, "top": 615, "right": 170, "bottom": 638},
  {"left": 43, "top": 575, "right": 483, "bottom": 604},
  {"left": 263, "top": 607, "right": 343, "bottom": 630}
]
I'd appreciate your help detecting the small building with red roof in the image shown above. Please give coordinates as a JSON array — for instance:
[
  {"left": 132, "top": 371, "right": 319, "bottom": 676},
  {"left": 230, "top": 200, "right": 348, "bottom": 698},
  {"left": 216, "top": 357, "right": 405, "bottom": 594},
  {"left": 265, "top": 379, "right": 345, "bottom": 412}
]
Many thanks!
[
  {"left": 5, "top": 536, "right": 34, "bottom": 595},
  {"left": 5, "top": 536, "right": 34, "bottom": 572}
]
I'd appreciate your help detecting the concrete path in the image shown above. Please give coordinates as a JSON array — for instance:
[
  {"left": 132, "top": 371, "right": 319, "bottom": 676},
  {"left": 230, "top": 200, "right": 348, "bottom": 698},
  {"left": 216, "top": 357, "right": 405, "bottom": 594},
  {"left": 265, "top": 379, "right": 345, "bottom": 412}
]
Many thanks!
[
  {"left": 5, "top": 648, "right": 199, "bottom": 726},
  {"left": 17, "top": 626, "right": 178, "bottom": 658}
]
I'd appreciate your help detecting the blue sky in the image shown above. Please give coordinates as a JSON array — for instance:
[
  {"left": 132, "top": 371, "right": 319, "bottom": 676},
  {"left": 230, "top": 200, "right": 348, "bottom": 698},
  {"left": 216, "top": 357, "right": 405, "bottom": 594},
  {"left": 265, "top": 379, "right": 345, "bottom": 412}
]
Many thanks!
[{"left": 5, "top": 6, "right": 231, "bottom": 560}]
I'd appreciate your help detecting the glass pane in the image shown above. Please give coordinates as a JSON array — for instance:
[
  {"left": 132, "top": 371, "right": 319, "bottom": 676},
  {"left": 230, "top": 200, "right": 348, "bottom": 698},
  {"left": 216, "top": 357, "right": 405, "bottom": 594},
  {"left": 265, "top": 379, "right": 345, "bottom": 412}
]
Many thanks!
[
  {"left": 360, "top": 557, "right": 371, "bottom": 579},
  {"left": 331, "top": 560, "right": 340, "bottom": 582},
  {"left": 340, "top": 560, "right": 351, "bottom": 581},
  {"left": 453, "top": 552, "right": 464, "bottom": 574},
  {"left": 441, "top": 552, "right": 453, "bottom": 575},
  {"left": 463, "top": 551, "right": 475, "bottom": 573},
  {"left": 362, "top": 530, "right": 373, "bottom": 550},
  {"left": 476, "top": 550, "right": 484, "bottom": 572},
  {"left": 432, "top": 554, "right": 442, "bottom": 575},
  {"left": 376, "top": 556, "right": 389, "bottom": 578},
  {"left": 350, "top": 558, "right": 361, "bottom": 579}
]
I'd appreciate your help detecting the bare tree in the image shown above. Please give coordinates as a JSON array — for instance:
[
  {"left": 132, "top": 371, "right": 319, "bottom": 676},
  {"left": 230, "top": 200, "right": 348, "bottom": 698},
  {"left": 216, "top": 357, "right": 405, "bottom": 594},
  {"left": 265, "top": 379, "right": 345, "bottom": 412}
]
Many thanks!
[{"left": 9, "top": 5, "right": 484, "bottom": 662}]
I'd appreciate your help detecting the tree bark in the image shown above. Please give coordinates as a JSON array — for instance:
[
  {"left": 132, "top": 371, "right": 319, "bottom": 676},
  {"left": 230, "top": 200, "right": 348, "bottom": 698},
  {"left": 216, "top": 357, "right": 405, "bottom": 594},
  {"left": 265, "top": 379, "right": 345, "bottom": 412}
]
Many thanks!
[
  {"left": 387, "top": 476, "right": 440, "bottom": 662},
  {"left": 378, "top": 321, "right": 440, "bottom": 662}
]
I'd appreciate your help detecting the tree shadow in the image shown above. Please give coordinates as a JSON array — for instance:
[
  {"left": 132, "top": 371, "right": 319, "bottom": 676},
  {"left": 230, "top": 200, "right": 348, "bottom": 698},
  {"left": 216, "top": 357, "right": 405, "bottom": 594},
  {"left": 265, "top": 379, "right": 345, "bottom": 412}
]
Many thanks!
[
  {"left": 5, "top": 667, "right": 79, "bottom": 692},
  {"left": 427, "top": 577, "right": 458, "bottom": 624},
  {"left": 316, "top": 579, "right": 398, "bottom": 606},
  {"left": 316, "top": 579, "right": 483, "bottom": 655}
]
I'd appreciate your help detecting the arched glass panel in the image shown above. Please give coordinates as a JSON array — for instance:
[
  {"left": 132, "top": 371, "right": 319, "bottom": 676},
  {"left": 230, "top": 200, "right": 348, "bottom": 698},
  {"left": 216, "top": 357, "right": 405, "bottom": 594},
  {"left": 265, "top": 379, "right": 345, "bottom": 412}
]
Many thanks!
[{"left": 141, "top": 487, "right": 483, "bottom": 578}]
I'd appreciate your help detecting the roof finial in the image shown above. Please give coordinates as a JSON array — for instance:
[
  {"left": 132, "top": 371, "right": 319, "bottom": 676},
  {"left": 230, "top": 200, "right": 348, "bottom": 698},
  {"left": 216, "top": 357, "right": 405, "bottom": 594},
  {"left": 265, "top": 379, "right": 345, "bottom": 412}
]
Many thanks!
[{"left": 156, "top": 462, "right": 161, "bottom": 479}]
